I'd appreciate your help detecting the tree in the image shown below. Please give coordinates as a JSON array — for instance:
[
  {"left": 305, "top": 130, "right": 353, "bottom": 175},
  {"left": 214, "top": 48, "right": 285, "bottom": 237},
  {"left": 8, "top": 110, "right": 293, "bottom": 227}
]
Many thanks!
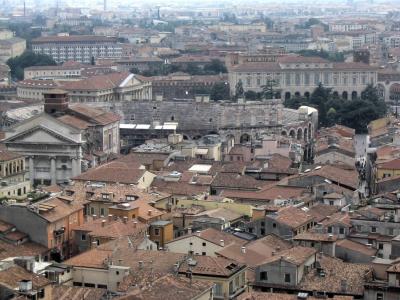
[
  {"left": 210, "top": 82, "right": 230, "bottom": 101},
  {"left": 235, "top": 79, "right": 244, "bottom": 99},
  {"left": 261, "top": 79, "right": 279, "bottom": 99},
  {"left": 245, "top": 90, "right": 258, "bottom": 100},
  {"left": 7, "top": 51, "right": 56, "bottom": 80},
  {"left": 204, "top": 59, "right": 227, "bottom": 74}
]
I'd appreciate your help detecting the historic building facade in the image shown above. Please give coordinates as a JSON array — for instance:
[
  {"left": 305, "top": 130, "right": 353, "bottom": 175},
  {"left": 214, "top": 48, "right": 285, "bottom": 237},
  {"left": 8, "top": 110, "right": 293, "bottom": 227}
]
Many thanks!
[{"left": 228, "top": 55, "right": 378, "bottom": 100}]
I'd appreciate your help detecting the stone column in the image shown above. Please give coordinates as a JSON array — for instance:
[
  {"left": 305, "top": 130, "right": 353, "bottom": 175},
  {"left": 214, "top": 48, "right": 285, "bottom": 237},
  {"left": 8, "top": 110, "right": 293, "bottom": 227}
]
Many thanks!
[
  {"left": 50, "top": 157, "right": 56, "bottom": 185},
  {"left": 28, "top": 156, "right": 34, "bottom": 185},
  {"left": 71, "top": 157, "right": 81, "bottom": 177}
]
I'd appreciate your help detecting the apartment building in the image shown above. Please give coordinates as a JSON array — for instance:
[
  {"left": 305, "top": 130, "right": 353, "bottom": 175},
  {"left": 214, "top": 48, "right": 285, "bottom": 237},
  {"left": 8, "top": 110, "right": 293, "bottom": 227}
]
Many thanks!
[{"left": 31, "top": 35, "right": 122, "bottom": 64}]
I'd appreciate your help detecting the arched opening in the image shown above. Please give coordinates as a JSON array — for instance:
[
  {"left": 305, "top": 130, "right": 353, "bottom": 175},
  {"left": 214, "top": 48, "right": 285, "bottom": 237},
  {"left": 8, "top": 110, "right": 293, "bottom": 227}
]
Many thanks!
[
  {"left": 304, "top": 128, "right": 308, "bottom": 141},
  {"left": 285, "top": 92, "right": 291, "bottom": 100},
  {"left": 332, "top": 91, "right": 339, "bottom": 98},
  {"left": 342, "top": 91, "right": 348, "bottom": 100},
  {"left": 171, "top": 115, "right": 175, "bottom": 121},
  {"left": 294, "top": 92, "right": 301, "bottom": 97},
  {"left": 297, "top": 128, "right": 303, "bottom": 140},
  {"left": 351, "top": 91, "right": 357, "bottom": 100},
  {"left": 193, "top": 135, "right": 202, "bottom": 140},
  {"left": 308, "top": 123, "right": 312, "bottom": 140},
  {"left": 226, "top": 134, "right": 235, "bottom": 148},
  {"left": 281, "top": 130, "right": 287, "bottom": 137},
  {"left": 182, "top": 135, "right": 189, "bottom": 140},
  {"left": 304, "top": 92, "right": 310, "bottom": 99},
  {"left": 240, "top": 133, "right": 251, "bottom": 144},
  {"left": 289, "top": 129, "right": 296, "bottom": 139},
  {"left": 389, "top": 83, "right": 400, "bottom": 103}
]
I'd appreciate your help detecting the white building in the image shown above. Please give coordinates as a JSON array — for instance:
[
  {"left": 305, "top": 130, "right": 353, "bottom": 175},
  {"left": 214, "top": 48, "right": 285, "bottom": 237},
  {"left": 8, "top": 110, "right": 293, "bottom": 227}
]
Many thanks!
[
  {"left": 31, "top": 35, "right": 122, "bottom": 64},
  {"left": 228, "top": 55, "right": 378, "bottom": 100}
]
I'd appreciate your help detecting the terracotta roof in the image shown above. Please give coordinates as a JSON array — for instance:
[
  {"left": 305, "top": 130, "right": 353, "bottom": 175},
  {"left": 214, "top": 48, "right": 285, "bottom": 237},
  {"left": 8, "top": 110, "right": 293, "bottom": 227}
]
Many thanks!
[
  {"left": 268, "top": 206, "right": 314, "bottom": 229},
  {"left": 33, "top": 35, "right": 118, "bottom": 43},
  {"left": 307, "top": 204, "right": 339, "bottom": 223},
  {"left": 298, "top": 255, "right": 372, "bottom": 296},
  {"left": 52, "top": 286, "right": 106, "bottom": 300},
  {"left": 118, "top": 274, "right": 213, "bottom": 300},
  {"left": 67, "top": 104, "right": 121, "bottom": 125},
  {"left": 62, "top": 72, "right": 130, "bottom": 91},
  {"left": 238, "top": 292, "right": 354, "bottom": 300},
  {"left": 0, "top": 149, "right": 23, "bottom": 161},
  {"left": 221, "top": 185, "right": 307, "bottom": 202},
  {"left": 377, "top": 158, "right": 400, "bottom": 170},
  {"left": 74, "top": 217, "right": 148, "bottom": 239},
  {"left": 211, "top": 172, "right": 263, "bottom": 190},
  {"left": 336, "top": 239, "right": 377, "bottom": 256},
  {"left": 33, "top": 197, "right": 84, "bottom": 223},
  {"left": 178, "top": 255, "right": 245, "bottom": 277},
  {"left": 73, "top": 163, "right": 147, "bottom": 185},
  {"left": 294, "top": 232, "right": 338, "bottom": 242},
  {"left": 258, "top": 246, "right": 317, "bottom": 266},
  {"left": 57, "top": 114, "right": 92, "bottom": 130},
  {"left": 151, "top": 178, "right": 209, "bottom": 197},
  {"left": 193, "top": 208, "right": 242, "bottom": 222},
  {"left": 321, "top": 212, "right": 351, "bottom": 227},
  {"left": 0, "top": 265, "right": 51, "bottom": 290},
  {"left": 0, "top": 240, "right": 47, "bottom": 261},
  {"left": 216, "top": 234, "right": 292, "bottom": 268},
  {"left": 387, "top": 261, "right": 400, "bottom": 273}
]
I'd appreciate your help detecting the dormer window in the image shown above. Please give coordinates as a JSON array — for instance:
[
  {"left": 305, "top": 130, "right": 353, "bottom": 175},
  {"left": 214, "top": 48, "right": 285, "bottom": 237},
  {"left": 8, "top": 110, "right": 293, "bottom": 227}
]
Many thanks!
[
  {"left": 126, "top": 195, "right": 138, "bottom": 201},
  {"left": 102, "top": 193, "right": 110, "bottom": 200}
]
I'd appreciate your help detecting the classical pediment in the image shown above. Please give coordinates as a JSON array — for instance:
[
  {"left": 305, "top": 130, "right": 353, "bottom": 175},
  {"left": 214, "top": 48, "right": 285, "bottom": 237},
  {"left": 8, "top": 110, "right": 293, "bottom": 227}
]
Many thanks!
[{"left": 4, "top": 125, "right": 80, "bottom": 145}]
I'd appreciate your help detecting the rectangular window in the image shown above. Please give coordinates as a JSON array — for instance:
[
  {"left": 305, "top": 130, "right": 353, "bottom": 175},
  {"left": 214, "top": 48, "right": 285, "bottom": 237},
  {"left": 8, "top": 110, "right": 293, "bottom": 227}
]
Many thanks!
[
  {"left": 327, "top": 226, "right": 333, "bottom": 233},
  {"left": 339, "top": 227, "right": 345, "bottom": 234},
  {"left": 102, "top": 193, "right": 110, "bottom": 200},
  {"left": 304, "top": 73, "right": 310, "bottom": 85},
  {"left": 379, "top": 243, "right": 383, "bottom": 250},
  {"left": 100, "top": 208, "right": 105, "bottom": 217},
  {"left": 286, "top": 73, "right": 291, "bottom": 85},
  {"left": 214, "top": 283, "right": 223, "bottom": 296},
  {"left": 202, "top": 252, "right": 206, "bottom": 256},
  {"left": 376, "top": 292, "right": 384, "bottom": 300},
  {"left": 371, "top": 226, "right": 377, "bottom": 233},
  {"left": 81, "top": 233, "right": 86, "bottom": 241},
  {"left": 284, "top": 273, "right": 291, "bottom": 283},
  {"left": 314, "top": 73, "right": 320, "bottom": 85},
  {"left": 260, "top": 271, "right": 268, "bottom": 280},
  {"left": 324, "top": 73, "right": 329, "bottom": 84},
  {"left": 90, "top": 207, "right": 95, "bottom": 215},
  {"left": 154, "top": 228, "right": 160, "bottom": 236},
  {"left": 388, "top": 228, "right": 394, "bottom": 235},
  {"left": 202, "top": 242, "right": 206, "bottom": 246}
]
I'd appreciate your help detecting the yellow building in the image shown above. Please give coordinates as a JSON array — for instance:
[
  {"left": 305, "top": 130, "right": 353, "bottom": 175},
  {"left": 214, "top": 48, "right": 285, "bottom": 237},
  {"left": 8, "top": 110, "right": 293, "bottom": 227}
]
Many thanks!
[
  {"left": 0, "top": 150, "right": 31, "bottom": 200},
  {"left": 376, "top": 158, "right": 400, "bottom": 180},
  {"left": 149, "top": 220, "right": 174, "bottom": 249}
]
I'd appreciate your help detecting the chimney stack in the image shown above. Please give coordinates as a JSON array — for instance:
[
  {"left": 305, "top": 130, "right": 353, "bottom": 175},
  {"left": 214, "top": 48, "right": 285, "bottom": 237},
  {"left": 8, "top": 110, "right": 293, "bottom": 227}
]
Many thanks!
[
  {"left": 148, "top": 210, "right": 152, "bottom": 216},
  {"left": 92, "top": 214, "right": 97, "bottom": 220},
  {"left": 108, "top": 214, "right": 113, "bottom": 222},
  {"left": 101, "top": 220, "right": 106, "bottom": 227},
  {"left": 123, "top": 216, "right": 128, "bottom": 224},
  {"left": 241, "top": 246, "right": 246, "bottom": 254},
  {"left": 220, "top": 239, "right": 224, "bottom": 247},
  {"left": 133, "top": 221, "right": 137, "bottom": 228},
  {"left": 43, "top": 89, "right": 69, "bottom": 116}
]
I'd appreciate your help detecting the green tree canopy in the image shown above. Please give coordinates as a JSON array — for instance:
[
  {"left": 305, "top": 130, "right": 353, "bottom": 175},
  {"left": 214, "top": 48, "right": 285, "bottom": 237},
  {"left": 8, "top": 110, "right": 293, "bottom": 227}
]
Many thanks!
[{"left": 7, "top": 51, "right": 56, "bottom": 80}]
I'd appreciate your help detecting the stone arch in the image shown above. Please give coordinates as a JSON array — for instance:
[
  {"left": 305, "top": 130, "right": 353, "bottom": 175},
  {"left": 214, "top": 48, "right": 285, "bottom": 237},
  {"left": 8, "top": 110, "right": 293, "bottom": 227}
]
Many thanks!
[
  {"left": 304, "top": 127, "right": 308, "bottom": 141},
  {"left": 351, "top": 91, "right": 358, "bottom": 100},
  {"left": 332, "top": 91, "right": 339, "bottom": 98},
  {"left": 389, "top": 83, "right": 400, "bottom": 102},
  {"left": 225, "top": 134, "right": 235, "bottom": 148},
  {"left": 297, "top": 128, "right": 303, "bottom": 140},
  {"left": 342, "top": 91, "right": 348, "bottom": 100},
  {"left": 240, "top": 133, "right": 251, "bottom": 144},
  {"left": 289, "top": 129, "right": 296, "bottom": 139},
  {"left": 304, "top": 91, "right": 310, "bottom": 99},
  {"left": 281, "top": 130, "right": 287, "bottom": 137},
  {"left": 295, "top": 91, "right": 301, "bottom": 97},
  {"left": 285, "top": 92, "right": 291, "bottom": 100}
]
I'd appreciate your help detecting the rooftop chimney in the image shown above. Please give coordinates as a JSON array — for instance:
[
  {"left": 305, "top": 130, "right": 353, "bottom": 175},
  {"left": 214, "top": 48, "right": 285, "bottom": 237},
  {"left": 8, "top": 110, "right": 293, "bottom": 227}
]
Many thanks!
[
  {"left": 19, "top": 280, "right": 32, "bottom": 292},
  {"left": 101, "top": 220, "right": 106, "bottom": 227},
  {"left": 138, "top": 261, "right": 143, "bottom": 269},
  {"left": 188, "top": 227, "right": 192, "bottom": 234},
  {"left": 108, "top": 214, "right": 113, "bottom": 222},
  {"left": 123, "top": 216, "right": 128, "bottom": 224},
  {"left": 148, "top": 210, "right": 152, "bottom": 216},
  {"left": 92, "top": 214, "right": 97, "bottom": 220},
  {"left": 43, "top": 89, "right": 69, "bottom": 116},
  {"left": 241, "top": 246, "right": 246, "bottom": 254},
  {"left": 220, "top": 239, "right": 224, "bottom": 247},
  {"left": 133, "top": 221, "right": 137, "bottom": 228}
]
